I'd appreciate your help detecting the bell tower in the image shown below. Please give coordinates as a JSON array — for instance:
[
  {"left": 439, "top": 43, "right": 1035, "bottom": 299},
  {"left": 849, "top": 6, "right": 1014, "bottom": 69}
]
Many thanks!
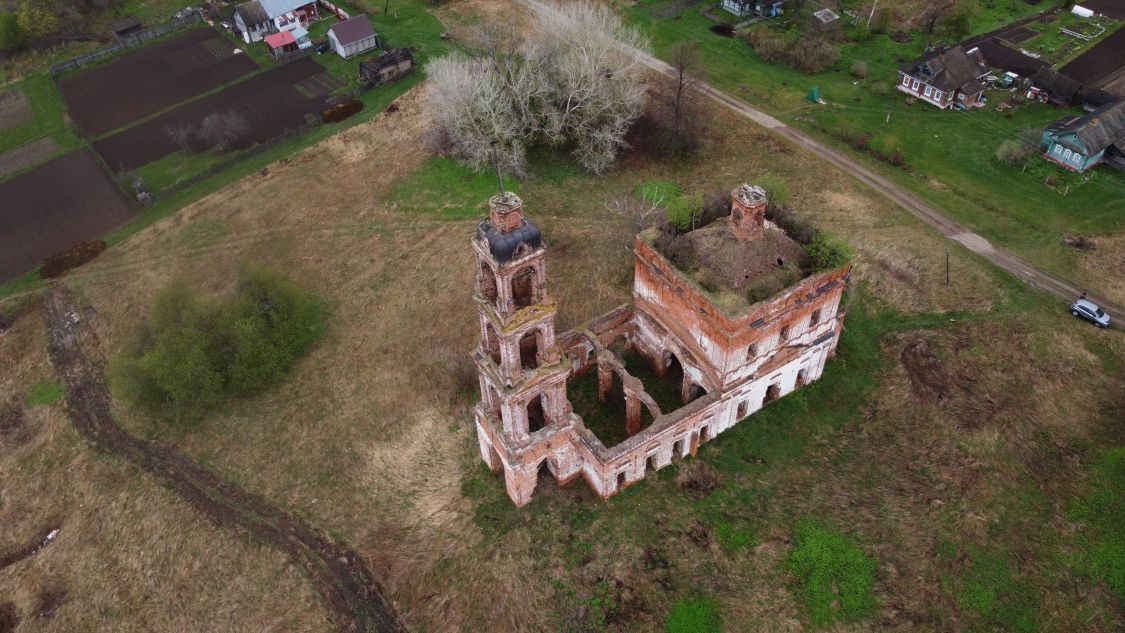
[{"left": 472, "top": 193, "right": 571, "bottom": 483}]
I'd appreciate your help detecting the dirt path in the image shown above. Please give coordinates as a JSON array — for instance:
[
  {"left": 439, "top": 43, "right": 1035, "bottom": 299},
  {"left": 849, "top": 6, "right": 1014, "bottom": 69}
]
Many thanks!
[
  {"left": 42, "top": 284, "right": 404, "bottom": 633},
  {"left": 519, "top": 0, "right": 1124, "bottom": 326}
]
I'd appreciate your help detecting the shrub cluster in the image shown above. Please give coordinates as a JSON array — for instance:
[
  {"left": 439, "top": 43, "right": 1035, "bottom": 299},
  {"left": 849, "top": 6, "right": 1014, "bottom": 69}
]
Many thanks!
[
  {"left": 809, "top": 121, "right": 908, "bottom": 169},
  {"left": 111, "top": 266, "right": 327, "bottom": 423},
  {"left": 747, "top": 28, "right": 840, "bottom": 74},
  {"left": 766, "top": 204, "right": 849, "bottom": 271}
]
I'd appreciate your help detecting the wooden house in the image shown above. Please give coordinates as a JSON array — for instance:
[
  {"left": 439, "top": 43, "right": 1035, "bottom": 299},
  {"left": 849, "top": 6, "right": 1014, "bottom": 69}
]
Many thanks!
[
  {"left": 897, "top": 45, "right": 990, "bottom": 110},
  {"left": 1041, "top": 100, "right": 1125, "bottom": 172}
]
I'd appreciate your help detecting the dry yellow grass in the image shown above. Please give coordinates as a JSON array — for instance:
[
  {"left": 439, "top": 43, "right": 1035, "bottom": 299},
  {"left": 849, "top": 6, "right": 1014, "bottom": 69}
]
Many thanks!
[
  {"left": 1, "top": 34, "right": 1120, "bottom": 631},
  {"left": 0, "top": 315, "right": 330, "bottom": 633}
]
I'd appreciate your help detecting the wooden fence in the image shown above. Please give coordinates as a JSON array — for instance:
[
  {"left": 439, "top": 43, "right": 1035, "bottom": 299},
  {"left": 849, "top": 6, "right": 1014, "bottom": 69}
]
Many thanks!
[
  {"left": 144, "top": 117, "right": 322, "bottom": 205},
  {"left": 49, "top": 12, "right": 205, "bottom": 76}
]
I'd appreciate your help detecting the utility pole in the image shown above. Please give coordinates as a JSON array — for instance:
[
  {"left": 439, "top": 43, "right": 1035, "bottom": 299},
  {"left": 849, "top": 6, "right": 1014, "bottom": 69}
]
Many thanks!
[
  {"left": 945, "top": 249, "right": 950, "bottom": 286},
  {"left": 866, "top": 0, "right": 879, "bottom": 29}
]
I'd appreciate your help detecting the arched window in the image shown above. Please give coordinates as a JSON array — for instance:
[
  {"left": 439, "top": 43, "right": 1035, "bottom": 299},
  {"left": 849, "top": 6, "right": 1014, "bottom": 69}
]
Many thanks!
[
  {"left": 483, "top": 322, "right": 502, "bottom": 365},
  {"left": 512, "top": 267, "right": 535, "bottom": 308},
  {"left": 479, "top": 262, "right": 498, "bottom": 303},
  {"left": 519, "top": 330, "right": 539, "bottom": 370}
]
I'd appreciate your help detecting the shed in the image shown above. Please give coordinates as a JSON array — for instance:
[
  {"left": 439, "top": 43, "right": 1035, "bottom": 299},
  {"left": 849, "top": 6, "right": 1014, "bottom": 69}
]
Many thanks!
[
  {"left": 110, "top": 16, "right": 143, "bottom": 40},
  {"left": 1030, "top": 67, "right": 1083, "bottom": 106},
  {"left": 328, "top": 15, "right": 380, "bottom": 59}
]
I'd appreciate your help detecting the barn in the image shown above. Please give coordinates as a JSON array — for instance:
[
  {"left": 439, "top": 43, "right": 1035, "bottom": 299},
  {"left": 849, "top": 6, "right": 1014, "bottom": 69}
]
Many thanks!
[{"left": 327, "top": 15, "right": 380, "bottom": 59}]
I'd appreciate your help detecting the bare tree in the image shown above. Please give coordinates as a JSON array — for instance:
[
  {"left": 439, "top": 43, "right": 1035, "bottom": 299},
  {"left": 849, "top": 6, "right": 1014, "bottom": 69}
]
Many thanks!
[
  {"left": 919, "top": 1, "right": 954, "bottom": 48},
  {"left": 164, "top": 123, "right": 195, "bottom": 152},
  {"left": 606, "top": 192, "right": 665, "bottom": 234},
  {"left": 197, "top": 111, "right": 250, "bottom": 152},
  {"left": 423, "top": 0, "right": 649, "bottom": 175},
  {"left": 663, "top": 41, "right": 706, "bottom": 156}
]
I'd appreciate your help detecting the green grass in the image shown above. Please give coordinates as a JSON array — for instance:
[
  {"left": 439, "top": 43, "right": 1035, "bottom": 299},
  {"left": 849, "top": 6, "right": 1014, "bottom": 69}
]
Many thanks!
[
  {"left": 0, "top": 74, "right": 81, "bottom": 160},
  {"left": 25, "top": 379, "right": 65, "bottom": 407},
  {"left": 385, "top": 156, "right": 519, "bottom": 219},
  {"left": 665, "top": 595, "right": 721, "bottom": 633},
  {"left": 134, "top": 147, "right": 236, "bottom": 192},
  {"left": 635, "top": 177, "right": 680, "bottom": 203},
  {"left": 942, "top": 544, "right": 1039, "bottom": 632},
  {"left": 784, "top": 518, "right": 878, "bottom": 627},
  {"left": 627, "top": 0, "right": 1125, "bottom": 299},
  {"left": 1069, "top": 446, "right": 1125, "bottom": 601}
]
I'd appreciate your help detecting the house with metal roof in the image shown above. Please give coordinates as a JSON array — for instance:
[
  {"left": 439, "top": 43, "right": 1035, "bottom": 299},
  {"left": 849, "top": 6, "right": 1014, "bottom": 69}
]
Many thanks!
[
  {"left": 897, "top": 45, "right": 990, "bottom": 110},
  {"left": 720, "top": 0, "right": 783, "bottom": 18},
  {"left": 233, "top": 0, "right": 319, "bottom": 44},
  {"left": 1041, "top": 100, "right": 1125, "bottom": 172},
  {"left": 327, "top": 15, "right": 380, "bottom": 59}
]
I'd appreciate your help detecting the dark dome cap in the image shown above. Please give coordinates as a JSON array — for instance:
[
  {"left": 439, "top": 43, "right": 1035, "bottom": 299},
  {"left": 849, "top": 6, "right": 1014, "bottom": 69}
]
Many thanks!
[{"left": 478, "top": 218, "right": 543, "bottom": 263}]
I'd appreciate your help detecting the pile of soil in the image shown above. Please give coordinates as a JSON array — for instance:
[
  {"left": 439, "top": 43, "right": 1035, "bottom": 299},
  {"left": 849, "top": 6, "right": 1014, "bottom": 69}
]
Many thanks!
[
  {"left": 891, "top": 31, "right": 913, "bottom": 43},
  {"left": 40, "top": 240, "right": 106, "bottom": 279},
  {"left": 680, "top": 220, "right": 807, "bottom": 291}
]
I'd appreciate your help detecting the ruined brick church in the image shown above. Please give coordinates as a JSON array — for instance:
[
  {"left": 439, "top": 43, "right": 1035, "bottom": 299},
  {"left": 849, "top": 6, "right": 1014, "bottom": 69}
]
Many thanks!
[{"left": 472, "top": 184, "right": 850, "bottom": 506}]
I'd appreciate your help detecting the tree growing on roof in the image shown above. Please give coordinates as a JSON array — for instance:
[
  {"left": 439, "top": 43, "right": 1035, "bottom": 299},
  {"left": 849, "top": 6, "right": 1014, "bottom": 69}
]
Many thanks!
[{"left": 424, "top": 0, "right": 649, "bottom": 175}]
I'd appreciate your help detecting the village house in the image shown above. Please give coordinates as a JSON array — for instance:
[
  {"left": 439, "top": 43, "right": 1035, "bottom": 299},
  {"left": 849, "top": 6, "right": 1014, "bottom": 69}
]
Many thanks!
[
  {"left": 471, "top": 185, "right": 849, "bottom": 506},
  {"left": 327, "top": 15, "right": 380, "bottom": 59},
  {"left": 721, "top": 0, "right": 784, "bottom": 18},
  {"left": 233, "top": 0, "right": 319, "bottom": 44},
  {"left": 897, "top": 45, "right": 990, "bottom": 110},
  {"left": 1041, "top": 100, "right": 1125, "bottom": 172}
]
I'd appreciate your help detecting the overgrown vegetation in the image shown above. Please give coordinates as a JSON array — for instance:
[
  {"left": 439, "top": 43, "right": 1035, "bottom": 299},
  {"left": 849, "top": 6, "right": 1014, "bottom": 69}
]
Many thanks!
[
  {"left": 941, "top": 544, "right": 1039, "bottom": 632},
  {"left": 110, "top": 266, "right": 326, "bottom": 423},
  {"left": 784, "top": 518, "right": 878, "bottom": 627},
  {"left": 25, "top": 378, "right": 63, "bottom": 407},
  {"left": 1070, "top": 446, "right": 1125, "bottom": 601},
  {"left": 665, "top": 595, "right": 721, "bottom": 633},
  {"left": 746, "top": 27, "right": 839, "bottom": 74},
  {"left": 806, "top": 230, "right": 851, "bottom": 272}
]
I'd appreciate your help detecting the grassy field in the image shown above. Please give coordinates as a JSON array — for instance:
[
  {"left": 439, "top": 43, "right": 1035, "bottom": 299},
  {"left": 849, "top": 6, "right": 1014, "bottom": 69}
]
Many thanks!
[
  {"left": 626, "top": 0, "right": 1125, "bottom": 306},
  {"left": 2, "top": 26, "right": 1121, "bottom": 628}
]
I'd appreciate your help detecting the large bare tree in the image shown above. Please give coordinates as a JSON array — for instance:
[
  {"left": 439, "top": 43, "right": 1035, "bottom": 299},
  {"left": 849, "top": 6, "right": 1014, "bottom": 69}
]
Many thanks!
[{"left": 424, "top": 0, "right": 649, "bottom": 175}]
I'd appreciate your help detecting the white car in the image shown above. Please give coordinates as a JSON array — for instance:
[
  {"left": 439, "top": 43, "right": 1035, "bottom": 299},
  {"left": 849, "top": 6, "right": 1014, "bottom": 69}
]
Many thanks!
[{"left": 1070, "top": 298, "right": 1111, "bottom": 328}]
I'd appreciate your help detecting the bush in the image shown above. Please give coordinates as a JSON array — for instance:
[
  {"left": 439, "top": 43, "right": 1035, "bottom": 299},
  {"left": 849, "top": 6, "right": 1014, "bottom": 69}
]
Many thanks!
[
  {"left": 784, "top": 519, "right": 877, "bottom": 626},
  {"left": 850, "top": 60, "right": 868, "bottom": 79},
  {"left": 747, "top": 28, "right": 838, "bottom": 73},
  {"left": 110, "top": 266, "right": 327, "bottom": 423},
  {"left": 996, "top": 139, "right": 1034, "bottom": 167},
  {"left": 322, "top": 99, "right": 364, "bottom": 123},
  {"left": 0, "top": 11, "right": 27, "bottom": 53},
  {"left": 665, "top": 596, "right": 721, "bottom": 633},
  {"left": 666, "top": 192, "right": 703, "bottom": 232},
  {"left": 806, "top": 231, "right": 851, "bottom": 271},
  {"left": 698, "top": 188, "right": 731, "bottom": 226},
  {"left": 40, "top": 240, "right": 106, "bottom": 278},
  {"left": 765, "top": 203, "right": 815, "bottom": 244},
  {"left": 869, "top": 80, "right": 889, "bottom": 96}
]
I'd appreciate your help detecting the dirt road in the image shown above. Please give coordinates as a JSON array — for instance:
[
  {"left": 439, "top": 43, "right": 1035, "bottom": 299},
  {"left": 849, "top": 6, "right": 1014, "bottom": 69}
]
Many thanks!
[
  {"left": 520, "top": 0, "right": 1123, "bottom": 326},
  {"left": 43, "top": 284, "right": 403, "bottom": 633}
]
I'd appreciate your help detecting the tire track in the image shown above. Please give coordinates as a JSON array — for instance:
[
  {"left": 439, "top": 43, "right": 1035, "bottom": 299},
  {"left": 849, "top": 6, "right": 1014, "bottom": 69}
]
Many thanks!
[{"left": 43, "top": 284, "right": 403, "bottom": 633}]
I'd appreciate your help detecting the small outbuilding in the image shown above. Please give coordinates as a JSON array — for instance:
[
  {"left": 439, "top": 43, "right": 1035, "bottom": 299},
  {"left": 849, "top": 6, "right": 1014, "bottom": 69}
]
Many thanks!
[
  {"left": 110, "top": 16, "right": 143, "bottom": 40},
  {"left": 327, "top": 15, "right": 380, "bottom": 59}
]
